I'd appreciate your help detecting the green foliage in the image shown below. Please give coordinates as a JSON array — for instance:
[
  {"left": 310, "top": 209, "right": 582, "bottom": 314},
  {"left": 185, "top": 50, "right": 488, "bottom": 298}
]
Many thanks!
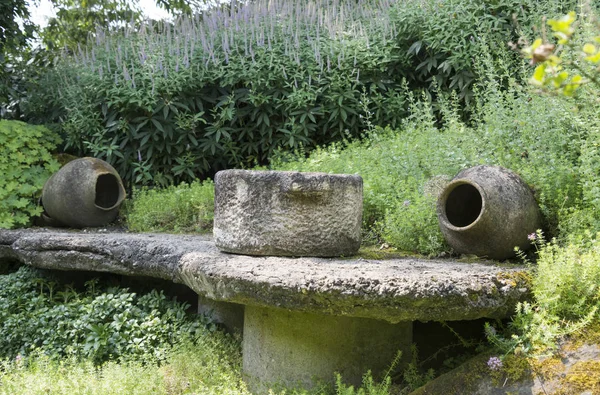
[
  {"left": 487, "top": 232, "right": 600, "bottom": 356},
  {"left": 524, "top": 8, "right": 600, "bottom": 95},
  {"left": 0, "top": 0, "right": 35, "bottom": 109},
  {"left": 273, "top": 72, "right": 585, "bottom": 254},
  {"left": 0, "top": 267, "right": 210, "bottom": 364},
  {"left": 42, "top": 0, "right": 142, "bottom": 52},
  {"left": 126, "top": 180, "right": 215, "bottom": 233},
  {"left": 26, "top": 0, "right": 588, "bottom": 187},
  {"left": 0, "top": 120, "right": 61, "bottom": 229},
  {"left": 389, "top": 0, "right": 528, "bottom": 106},
  {"left": 334, "top": 373, "right": 392, "bottom": 395},
  {"left": 334, "top": 351, "right": 401, "bottom": 395},
  {"left": 532, "top": 234, "right": 600, "bottom": 322},
  {"left": 0, "top": 0, "right": 32, "bottom": 56}
]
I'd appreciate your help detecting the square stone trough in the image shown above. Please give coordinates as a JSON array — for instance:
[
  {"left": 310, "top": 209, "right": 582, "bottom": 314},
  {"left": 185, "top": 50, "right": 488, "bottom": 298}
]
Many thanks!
[{"left": 0, "top": 228, "right": 531, "bottom": 392}]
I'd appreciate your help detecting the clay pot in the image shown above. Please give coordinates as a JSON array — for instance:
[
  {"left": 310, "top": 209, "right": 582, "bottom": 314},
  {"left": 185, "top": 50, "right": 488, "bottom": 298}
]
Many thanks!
[
  {"left": 436, "top": 165, "right": 541, "bottom": 260},
  {"left": 41, "top": 157, "right": 126, "bottom": 228}
]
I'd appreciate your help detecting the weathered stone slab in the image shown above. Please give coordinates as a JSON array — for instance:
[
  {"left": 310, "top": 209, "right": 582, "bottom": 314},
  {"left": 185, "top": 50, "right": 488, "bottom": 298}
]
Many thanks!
[
  {"left": 0, "top": 228, "right": 531, "bottom": 323},
  {"left": 213, "top": 170, "right": 363, "bottom": 257}
]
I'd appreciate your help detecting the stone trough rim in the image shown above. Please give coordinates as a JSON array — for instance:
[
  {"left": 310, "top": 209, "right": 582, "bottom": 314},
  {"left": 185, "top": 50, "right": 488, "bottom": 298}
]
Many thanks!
[{"left": 0, "top": 228, "right": 531, "bottom": 323}]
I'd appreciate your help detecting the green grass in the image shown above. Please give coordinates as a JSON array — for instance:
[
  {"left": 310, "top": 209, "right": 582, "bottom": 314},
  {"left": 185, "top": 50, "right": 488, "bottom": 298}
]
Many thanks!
[
  {"left": 0, "top": 336, "right": 249, "bottom": 395},
  {"left": 0, "top": 346, "right": 431, "bottom": 395}
]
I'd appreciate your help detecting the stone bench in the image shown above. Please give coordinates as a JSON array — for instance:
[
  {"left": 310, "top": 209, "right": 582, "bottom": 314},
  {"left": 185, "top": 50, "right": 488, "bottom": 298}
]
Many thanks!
[{"left": 0, "top": 228, "right": 531, "bottom": 391}]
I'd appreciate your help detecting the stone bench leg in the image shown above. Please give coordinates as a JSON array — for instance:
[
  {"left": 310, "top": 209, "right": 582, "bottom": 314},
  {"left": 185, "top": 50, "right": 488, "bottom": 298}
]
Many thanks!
[
  {"left": 197, "top": 295, "right": 245, "bottom": 334},
  {"left": 242, "top": 305, "right": 412, "bottom": 392}
]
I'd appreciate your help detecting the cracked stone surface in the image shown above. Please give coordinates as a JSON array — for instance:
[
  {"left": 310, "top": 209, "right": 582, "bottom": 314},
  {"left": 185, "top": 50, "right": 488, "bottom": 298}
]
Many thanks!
[{"left": 0, "top": 228, "right": 532, "bottom": 323}]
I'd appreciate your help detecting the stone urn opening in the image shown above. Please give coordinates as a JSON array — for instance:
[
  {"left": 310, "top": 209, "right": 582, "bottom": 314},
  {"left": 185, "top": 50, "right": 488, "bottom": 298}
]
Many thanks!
[
  {"left": 437, "top": 165, "right": 542, "bottom": 260},
  {"left": 41, "top": 157, "right": 126, "bottom": 228},
  {"left": 95, "top": 173, "right": 124, "bottom": 210},
  {"left": 443, "top": 182, "right": 484, "bottom": 228}
]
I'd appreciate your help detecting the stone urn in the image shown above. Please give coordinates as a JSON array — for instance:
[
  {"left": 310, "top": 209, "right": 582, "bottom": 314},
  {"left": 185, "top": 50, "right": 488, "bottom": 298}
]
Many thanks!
[
  {"left": 41, "top": 157, "right": 126, "bottom": 228},
  {"left": 436, "top": 165, "right": 541, "bottom": 260},
  {"left": 213, "top": 169, "right": 363, "bottom": 257}
]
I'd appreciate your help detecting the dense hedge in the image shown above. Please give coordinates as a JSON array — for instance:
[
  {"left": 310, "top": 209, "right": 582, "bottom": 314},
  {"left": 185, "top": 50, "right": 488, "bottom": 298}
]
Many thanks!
[{"left": 24, "top": 0, "right": 582, "bottom": 187}]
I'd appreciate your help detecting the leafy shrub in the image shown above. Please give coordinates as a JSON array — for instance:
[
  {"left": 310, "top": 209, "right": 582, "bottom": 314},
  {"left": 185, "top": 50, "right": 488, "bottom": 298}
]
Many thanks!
[
  {"left": 126, "top": 180, "right": 214, "bottom": 233},
  {"left": 27, "top": 0, "right": 408, "bottom": 187},
  {"left": 0, "top": 267, "right": 210, "bottom": 363},
  {"left": 0, "top": 120, "right": 61, "bottom": 229},
  {"left": 25, "top": 0, "right": 586, "bottom": 188},
  {"left": 389, "top": 0, "right": 520, "bottom": 105}
]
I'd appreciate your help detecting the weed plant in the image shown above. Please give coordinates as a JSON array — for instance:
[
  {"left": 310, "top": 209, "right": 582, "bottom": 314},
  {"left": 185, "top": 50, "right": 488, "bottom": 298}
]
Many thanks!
[
  {"left": 483, "top": 7, "right": 600, "bottom": 361},
  {"left": 0, "top": 343, "right": 432, "bottom": 395},
  {"left": 0, "top": 335, "right": 248, "bottom": 395},
  {"left": 487, "top": 231, "right": 600, "bottom": 357},
  {"left": 126, "top": 179, "right": 214, "bottom": 233}
]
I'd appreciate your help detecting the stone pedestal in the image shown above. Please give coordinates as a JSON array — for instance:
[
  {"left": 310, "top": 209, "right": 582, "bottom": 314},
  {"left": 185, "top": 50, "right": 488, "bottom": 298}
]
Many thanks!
[{"left": 242, "top": 305, "right": 412, "bottom": 392}]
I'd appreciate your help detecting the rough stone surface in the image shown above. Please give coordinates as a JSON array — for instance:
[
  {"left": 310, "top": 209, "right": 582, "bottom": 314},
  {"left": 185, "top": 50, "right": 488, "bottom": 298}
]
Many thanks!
[
  {"left": 213, "top": 170, "right": 362, "bottom": 257},
  {"left": 437, "top": 165, "right": 542, "bottom": 260},
  {"left": 410, "top": 343, "right": 600, "bottom": 395},
  {"left": 243, "top": 305, "right": 412, "bottom": 392},
  {"left": 0, "top": 228, "right": 531, "bottom": 323}
]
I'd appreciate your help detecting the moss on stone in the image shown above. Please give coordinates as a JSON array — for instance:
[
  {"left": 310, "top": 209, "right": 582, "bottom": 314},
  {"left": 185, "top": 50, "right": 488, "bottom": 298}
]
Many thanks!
[
  {"left": 498, "top": 354, "right": 534, "bottom": 384},
  {"left": 496, "top": 270, "right": 533, "bottom": 288},
  {"left": 530, "top": 356, "right": 564, "bottom": 381},
  {"left": 560, "top": 360, "right": 600, "bottom": 393},
  {"left": 353, "top": 245, "right": 418, "bottom": 260}
]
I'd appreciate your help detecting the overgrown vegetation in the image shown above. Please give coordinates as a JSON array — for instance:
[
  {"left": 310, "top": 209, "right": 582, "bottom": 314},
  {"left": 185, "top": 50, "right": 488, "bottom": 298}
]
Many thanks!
[
  {"left": 0, "top": 267, "right": 209, "bottom": 364},
  {"left": 481, "top": 8, "right": 600, "bottom": 379},
  {"left": 0, "top": 266, "right": 439, "bottom": 395},
  {"left": 126, "top": 180, "right": 214, "bottom": 233},
  {"left": 0, "top": 315, "right": 249, "bottom": 395},
  {"left": 272, "top": 73, "right": 584, "bottom": 254},
  {"left": 0, "top": 120, "right": 61, "bottom": 229}
]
